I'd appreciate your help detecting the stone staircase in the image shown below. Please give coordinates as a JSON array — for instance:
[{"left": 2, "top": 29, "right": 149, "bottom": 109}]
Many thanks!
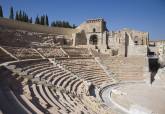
[{"left": 100, "top": 56, "right": 146, "bottom": 81}]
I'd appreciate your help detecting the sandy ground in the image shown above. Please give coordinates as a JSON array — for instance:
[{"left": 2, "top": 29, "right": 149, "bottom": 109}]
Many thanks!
[{"left": 111, "top": 83, "right": 165, "bottom": 114}]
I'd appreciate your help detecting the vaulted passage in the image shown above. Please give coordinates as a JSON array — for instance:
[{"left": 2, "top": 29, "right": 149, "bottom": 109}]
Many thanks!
[{"left": 89, "top": 35, "right": 98, "bottom": 45}]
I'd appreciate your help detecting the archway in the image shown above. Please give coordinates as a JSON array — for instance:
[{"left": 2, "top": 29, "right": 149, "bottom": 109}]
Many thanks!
[
  {"left": 89, "top": 35, "right": 98, "bottom": 45},
  {"left": 88, "top": 84, "right": 96, "bottom": 97}
]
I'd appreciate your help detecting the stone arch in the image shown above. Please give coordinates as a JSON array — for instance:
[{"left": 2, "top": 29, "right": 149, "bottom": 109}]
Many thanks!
[
  {"left": 134, "top": 36, "right": 139, "bottom": 45},
  {"left": 93, "top": 28, "right": 96, "bottom": 32},
  {"left": 88, "top": 84, "right": 96, "bottom": 97},
  {"left": 89, "top": 34, "right": 98, "bottom": 45}
]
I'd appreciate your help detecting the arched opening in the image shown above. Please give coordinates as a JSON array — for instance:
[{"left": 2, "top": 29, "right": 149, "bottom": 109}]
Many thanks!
[
  {"left": 134, "top": 36, "right": 139, "bottom": 45},
  {"left": 93, "top": 28, "right": 96, "bottom": 32},
  {"left": 88, "top": 84, "right": 96, "bottom": 97},
  {"left": 89, "top": 35, "right": 98, "bottom": 45}
]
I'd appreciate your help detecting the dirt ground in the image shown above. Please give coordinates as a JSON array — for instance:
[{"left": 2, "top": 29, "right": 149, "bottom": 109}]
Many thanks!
[{"left": 111, "top": 83, "right": 165, "bottom": 114}]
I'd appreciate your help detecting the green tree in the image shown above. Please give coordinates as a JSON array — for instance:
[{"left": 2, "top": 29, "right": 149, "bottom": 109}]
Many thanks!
[
  {"left": 35, "top": 16, "right": 39, "bottom": 24},
  {"left": 62, "top": 21, "right": 66, "bottom": 27},
  {"left": 0, "top": 5, "right": 3, "bottom": 17},
  {"left": 22, "top": 11, "right": 25, "bottom": 21},
  {"left": 66, "top": 21, "right": 71, "bottom": 28},
  {"left": 55, "top": 21, "right": 58, "bottom": 27},
  {"left": 51, "top": 21, "right": 56, "bottom": 27},
  {"left": 9, "top": 6, "right": 14, "bottom": 19},
  {"left": 40, "top": 15, "right": 45, "bottom": 25},
  {"left": 51, "top": 20, "right": 76, "bottom": 28},
  {"left": 51, "top": 22, "right": 54, "bottom": 26},
  {"left": 26, "top": 15, "right": 29, "bottom": 22},
  {"left": 59, "top": 21, "right": 62, "bottom": 27},
  {"left": 45, "top": 15, "right": 49, "bottom": 26},
  {"left": 72, "top": 24, "right": 77, "bottom": 28},
  {"left": 15, "top": 11, "right": 19, "bottom": 20},
  {"left": 19, "top": 10, "right": 22, "bottom": 21},
  {"left": 25, "top": 13, "right": 29, "bottom": 22}
]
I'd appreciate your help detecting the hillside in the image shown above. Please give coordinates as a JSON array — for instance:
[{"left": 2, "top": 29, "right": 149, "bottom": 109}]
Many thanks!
[{"left": 0, "top": 18, "right": 77, "bottom": 37}]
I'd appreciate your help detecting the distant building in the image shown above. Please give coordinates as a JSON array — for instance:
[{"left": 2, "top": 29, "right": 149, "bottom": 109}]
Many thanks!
[
  {"left": 159, "top": 44, "right": 165, "bottom": 55},
  {"left": 149, "top": 40, "right": 165, "bottom": 55},
  {"left": 74, "top": 18, "right": 149, "bottom": 56},
  {"left": 0, "top": 18, "right": 150, "bottom": 57}
]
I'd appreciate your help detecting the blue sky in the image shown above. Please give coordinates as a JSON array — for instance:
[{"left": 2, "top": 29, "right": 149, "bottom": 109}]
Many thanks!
[{"left": 0, "top": 0, "right": 165, "bottom": 40}]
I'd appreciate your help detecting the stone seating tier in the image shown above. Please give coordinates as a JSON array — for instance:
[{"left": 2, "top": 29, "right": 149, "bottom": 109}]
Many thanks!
[
  {"left": 56, "top": 58, "right": 115, "bottom": 86},
  {"left": 2, "top": 46, "right": 42, "bottom": 60},
  {"left": 63, "top": 48, "right": 92, "bottom": 58},
  {"left": 100, "top": 56, "right": 146, "bottom": 81},
  {"left": 37, "top": 47, "right": 67, "bottom": 58},
  {"left": 0, "top": 65, "right": 110, "bottom": 114},
  {"left": 0, "top": 48, "right": 15, "bottom": 64}
]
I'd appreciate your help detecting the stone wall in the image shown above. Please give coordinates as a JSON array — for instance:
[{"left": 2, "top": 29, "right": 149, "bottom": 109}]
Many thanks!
[
  {"left": 73, "top": 31, "right": 87, "bottom": 46},
  {"left": 158, "top": 54, "right": 165, "bottom": 67},
  {"left": 128, "top": 45, "right": 148, "bottom": 56},
  {"left": 0, "top": 18, "right": 150, "bottom": 56},
  {"left": 0, "top": 18, "right": 77, "bottom": 38},
  {"left": 118, "top": 45, "right": 148, "bottom": 57},
  {"left": 76, "top": 18, "right": 106, "bottom": 33},
  {"left": 108, "top": 28, "right": 149, "bottom": 47},
  {"left": 153, "top": 66, "right": 165, "bottom": 87},
  {"left": 155, "top": 67, "right": 165, "bottom": 80},
  {"left": 108, "top": 28, "right": 149, "bottom": 56},
  {"left": 121, "top": 28, "right": 149, "bottom": 45}
]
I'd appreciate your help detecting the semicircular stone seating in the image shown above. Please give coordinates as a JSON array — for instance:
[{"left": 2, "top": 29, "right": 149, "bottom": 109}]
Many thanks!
[
  {"left": 0, "top": 28, "right": 116, "bottom": 114},
  {"left": 2, "top": 46, "right": 42, "bottom": 60},
  {"left": 36, "top": 47, "right": 68, "bottom": 58},
  {"left": 0, "top": 58, "right": 112, "bottom": 114},
  {"left": 55, "top": 58, "right": 116, "bottom": 86}
]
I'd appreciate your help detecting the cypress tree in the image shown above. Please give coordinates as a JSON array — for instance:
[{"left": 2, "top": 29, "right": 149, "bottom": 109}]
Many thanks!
[
  {"left": 22, "top": 11, "right": 25, "bottom": 21},
  {"left": 62, "top": 21, "right": 65, "bottom": 27},
  {"left": 54, "top": 21, "right": 56, "bottom": 27},
  {"left": 56, "top": 21, "right": 59, "bottom": 27},
  {"left": 24, "top": 12, "right": 26, "bottom": 22},
  {"left": 26, "top": 13, "right": 28, "bottom": 22},
  {"left": 35, "top": 16, "right": 39, "bottom": 24},
  {"left": 0, "top": 5, "right": 3, "bottom": 17},
  {"left": 59, "top": 21, "right": 62, "bottom": 27},
  {"left": 72, "top": 24, "right": 76, "bottom": 28},
  {"left": 9, "top": 6, "right": 14, "bottom": 19},
  {"left": 66, "top": 21, "right": 70, "bottom": 28},
  {"left": 15, "top": 11, "right": 19, "bottom": 20},
  {"left": 17, "top": 11, "right": 20, "bottom": 20},
  {"left": 26, "top": 15, "right": 29, "bottom": 22},
  {"left": 43, "top": 15, "right": 45, "bottom": 25},
  {"left": 19, "top": 10, "right": 22, "bottom": 21},
  {"left": 44, "top": 15, "right": 46, "bottom": 25},
  {"left": 24, "top": 12, "right": 27, "bottom": 22},
  {"left": 40, "top": 15, "right": 45, "bottom": 25},
  {"left": 51, "top": 21, "right": 56, "bottom": 27},
  {"left": 45, "top": 15, "right": 49, "bottom": 26}
]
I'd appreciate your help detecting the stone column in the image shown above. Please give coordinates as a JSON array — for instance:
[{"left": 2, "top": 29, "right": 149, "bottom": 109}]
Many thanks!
[
  {"left": 102, "top": 31, "right": 107, "bottom": 49},
  {"left": 72, "top": 33, "right": 76, "bottom": 46},
  {"left": 86, "top": 34, "right": 90, "bottom": 45}
]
